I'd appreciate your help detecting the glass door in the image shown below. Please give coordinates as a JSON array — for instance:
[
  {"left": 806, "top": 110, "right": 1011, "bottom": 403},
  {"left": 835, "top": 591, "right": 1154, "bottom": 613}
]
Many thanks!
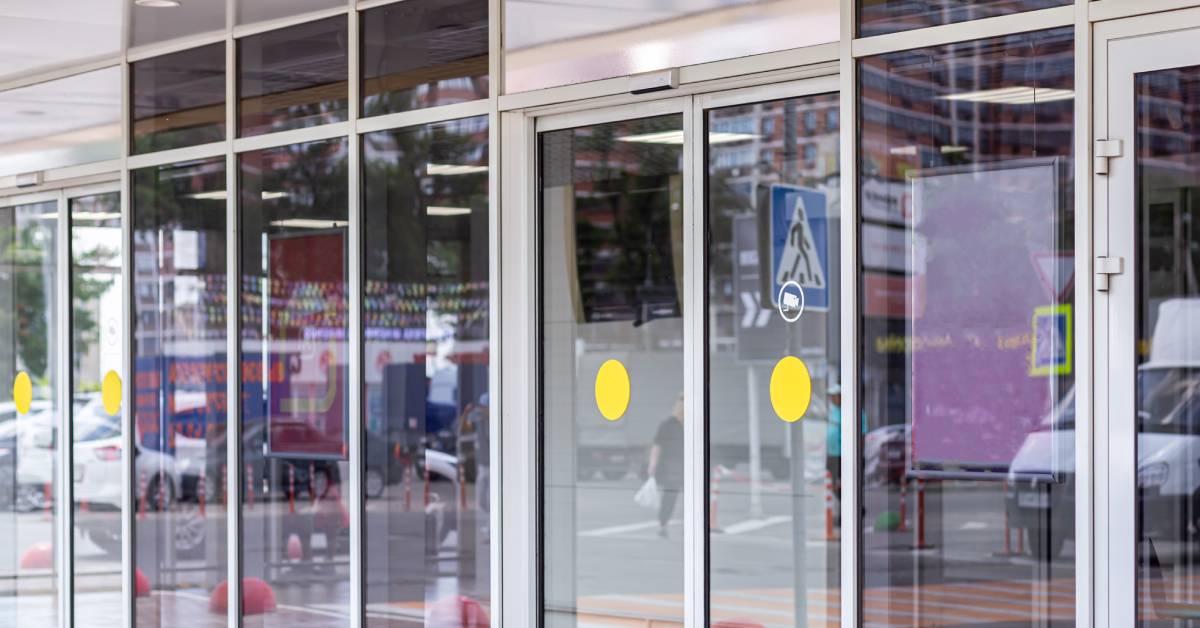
[
  {"left": 532, "top": 80, "right": 847, "bottom": 626},
  {"left": 1099, "top": 13, "right": 1200, "bottom": 626},
  {"left": 0, "top": 182, "right": 125, "bottom": 628},
  {"left": 536, "top": 98, "right": 695, "bottom": 627},
  {"left": 64, "top": 185, "right": 124, "bottom": 628}
]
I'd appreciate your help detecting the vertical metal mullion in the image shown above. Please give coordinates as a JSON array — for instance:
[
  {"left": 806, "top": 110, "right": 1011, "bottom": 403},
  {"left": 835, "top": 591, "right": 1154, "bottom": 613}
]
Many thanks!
[
  {"left": 56, "top": 190, "right": 73, "bottom": 628},
  {"left": 119, "top": 47, "right": 134, "bottom": 628},
  {"left": 487, "top": 0, "right": 503, "bottom": 623},
  {"left": 224, "top": 0, "right": 241, "bottom": 623},
  {"left": 346, "top": 2, "right": 364, "bottom": 627},
  {"left": 1073, "top": 1, "right": 1094, "bottom": 626},
  {"left": 682, "top": 99, "right": 705, "bottom": 628},
  {"left": 838, "top": 0, "right": 861, "bottom": 623}
]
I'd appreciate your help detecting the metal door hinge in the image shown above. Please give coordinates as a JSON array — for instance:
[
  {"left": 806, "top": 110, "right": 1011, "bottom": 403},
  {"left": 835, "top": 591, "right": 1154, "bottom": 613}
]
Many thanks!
[
  {"left": 1095, "top": 139, "right": 1123, "bottom": 175},
  {"left": 1096, "top": 255, "right": 1124, "bottom": 292}
]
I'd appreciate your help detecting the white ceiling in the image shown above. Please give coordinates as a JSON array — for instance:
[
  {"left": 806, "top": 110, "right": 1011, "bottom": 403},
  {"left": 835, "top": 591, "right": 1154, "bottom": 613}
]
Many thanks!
[{"left": 0, "top": 0, "right": 122, "bottom": 82}]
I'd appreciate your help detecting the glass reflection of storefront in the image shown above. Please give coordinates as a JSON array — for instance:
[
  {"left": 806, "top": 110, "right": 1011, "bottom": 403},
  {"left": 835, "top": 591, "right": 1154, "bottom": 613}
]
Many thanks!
[{"left": 858, "top": 27, "right": 1076, "bottom": 625}]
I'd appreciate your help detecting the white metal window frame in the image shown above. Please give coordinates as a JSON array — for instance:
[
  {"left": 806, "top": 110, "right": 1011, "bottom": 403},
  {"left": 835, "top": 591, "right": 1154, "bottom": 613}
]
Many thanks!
[
  {"left": 8, "top": 0, "right": 1200, "bottom": 625},
  {"left": 1093, "top": 10, "right": 1200, "bottom": 626},
  {"left": 0, "top": 1, "right": 501, "bottom": 627}
]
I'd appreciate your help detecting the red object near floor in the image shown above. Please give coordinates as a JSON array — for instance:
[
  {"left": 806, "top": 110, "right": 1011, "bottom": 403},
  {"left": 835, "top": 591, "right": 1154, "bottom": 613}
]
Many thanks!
[
  {"left": 427, "top": 595, "right": 490, "bottom": 627},
  {"left": 135, "top": 568, "right": 151, "bottom": 597},
  {"left": 19, "top": 542, "right": 53, "bottom": 570},
  {"left": 209, "top": 578, "right": 278, "bottom": 615}
]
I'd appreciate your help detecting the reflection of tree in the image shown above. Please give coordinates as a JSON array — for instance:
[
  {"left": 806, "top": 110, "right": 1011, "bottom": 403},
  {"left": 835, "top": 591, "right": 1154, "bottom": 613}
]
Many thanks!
[
  {"left": 363, "top": 118, "right": 489, "bottom": 342},
  {"left": 0, "top": 220, "right": 52, "bottom": 380},
  {"left": 72, "top": 244, "right": 118, "bottom": 383}
]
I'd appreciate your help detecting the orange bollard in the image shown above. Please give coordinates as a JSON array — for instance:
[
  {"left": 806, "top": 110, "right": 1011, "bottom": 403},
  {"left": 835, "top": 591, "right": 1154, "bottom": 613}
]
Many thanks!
[
  {"left": 309, "top": 463, "right": 317, "bottom": 503},
  {"left": 288, "top": 465, "right": 295, "bottom": 514},
  {"left": 915, "top": 478, "right": 932, "bottom": 549},
  {"left": 198, "top": 470, "right": 206, "bottom": 517},
  {"left": 825, "top": 470, "right": 836, "bottom": 540}
]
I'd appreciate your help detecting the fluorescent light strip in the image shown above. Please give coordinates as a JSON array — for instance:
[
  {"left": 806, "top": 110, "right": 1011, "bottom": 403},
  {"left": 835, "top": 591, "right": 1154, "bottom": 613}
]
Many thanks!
[
  {"left": 269, "top": 219, "right": 348, "bottom": 229},
  {"left": 615, "top": 130, "right": 759, "bottom": 145},
  {"left": 184, "top": 191, "right": 286, "bottom": 201},
  {"left": 939, "top": 86, "right": 1074, "bottom": 105},
  {"left": 427, "top": 206, "right": 472, "bottom": 216},
  {"left": 427, "top": 163, "right": 489, "bottom": 176}
]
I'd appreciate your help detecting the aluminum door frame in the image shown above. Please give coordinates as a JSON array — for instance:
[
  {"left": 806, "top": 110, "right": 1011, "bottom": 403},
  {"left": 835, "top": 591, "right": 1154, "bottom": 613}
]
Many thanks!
[{"left": 1095, "top": 9, "right": 1200, "bottom": 626}]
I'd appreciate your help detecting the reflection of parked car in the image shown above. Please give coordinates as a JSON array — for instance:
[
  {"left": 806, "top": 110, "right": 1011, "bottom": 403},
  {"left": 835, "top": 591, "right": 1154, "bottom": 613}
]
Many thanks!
[
  {"left": 1009, "top": 298, "right": 1200, "bottom": 559},
  {"left": 864, "top": 423, "right": 909, "bottom": 485},
  {"left": 0, "top": 400, "right": 52, "bottom": 426}
]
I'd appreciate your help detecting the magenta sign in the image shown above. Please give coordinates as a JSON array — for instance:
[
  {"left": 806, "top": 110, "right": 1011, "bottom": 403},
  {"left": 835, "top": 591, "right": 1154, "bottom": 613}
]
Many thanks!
[{"left": 908, "top": 160, "right": 1070, "bottom": 476}]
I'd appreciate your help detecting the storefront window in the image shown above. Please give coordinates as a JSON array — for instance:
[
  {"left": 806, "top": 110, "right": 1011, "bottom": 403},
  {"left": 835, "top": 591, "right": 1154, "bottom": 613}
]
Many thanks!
[
  {"left": 858, "top": 28, "right": 1075, "bottom": 624},
  {"left": 540, "top": 114, "right": 686, "bottom": 626},
  {"left": 362, "top": 116, "right": 491, "bottom": 627},
  {"left": 69, "top": 190, "right": 123, "bottom": 628},
  {"left": 238, "top": 16, "right": 348, "bottom": 138},
  {"left": 706, "top": 92, "right": 841, "bottom": 625},
  {"left": 239, "top": 137, "right": 349, "bottom": 628},
  {"left": 131, "top": 43, "right": 226, "bottom": 155},
  {"left": 361, "top": 0, "right": 489, "bottom": 116},
  {"left": 858, "top": 0, "right": 1068, "bottom": 37},
  {"left": 132, "top": 157, "right": 229, "bottom": 628},
  {"left": 0, "top": 199, "right": 59, "bottom": 627}
]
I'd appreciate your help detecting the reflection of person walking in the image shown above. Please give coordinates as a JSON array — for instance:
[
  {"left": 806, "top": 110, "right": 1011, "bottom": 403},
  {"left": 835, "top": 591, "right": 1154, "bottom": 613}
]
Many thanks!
[{"left": 648, "top": 393, "right": 685, "bottom": 539}]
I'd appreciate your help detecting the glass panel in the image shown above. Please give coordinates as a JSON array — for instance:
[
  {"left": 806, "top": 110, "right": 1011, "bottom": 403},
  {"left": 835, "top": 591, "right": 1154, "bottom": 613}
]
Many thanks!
[
  {"left": 239, "top": 137, "right": 349, "bottom": 628},
  {"left": 361, "top": 0, "right": 489, "bottom": 117},
  {"left": 540, "top": 114, "right": 685, "bottom": 626},
  {"left": 706, "top": 92, "right": 841, "bottom": 626},
  {"left": 0, "top": 199, "right": 59, "bottom": 626},
  {"left": 858, "top": 0, "right": 1067, "bottom": 37},
  {"left": 504, "top": 0, "right": 837, "bottom": 93},
  {"left": 238, "top": 16, "right": 348, "bottom": 138},
  {"left": 131, "top": 0, "right": 225, "bottom": 48},
  {"left": 70, "top": 191, "right": 123, "bottom": 628},
  {"left": 132, "top": 43, "right": 226, "bottom": 155},
  {"left": 857, "top": 28, "right": 1075, "bottom": 624},
  {"left": 1135, "top": 64, "right": 1200, "bottom": 623},
  {"left": 0, "top": 67, "right": 120, "bottom": 177},
  {"left": 238, "top": 0, "right": 344, "bottom": 26},
  {"left": 0, "top": 0, "right": 121, "bottom": 80},
  {"left": 132, "top": 158, "right": 228, "bottom": 628},
  {"left": 362, "top": 116, "right": 491, "bottom": 627}
]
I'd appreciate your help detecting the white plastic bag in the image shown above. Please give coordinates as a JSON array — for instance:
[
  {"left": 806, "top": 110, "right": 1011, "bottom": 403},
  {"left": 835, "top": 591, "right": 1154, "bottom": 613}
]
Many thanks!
[{"left": 633, "top": 477, "right": 660, "bottom": 510}]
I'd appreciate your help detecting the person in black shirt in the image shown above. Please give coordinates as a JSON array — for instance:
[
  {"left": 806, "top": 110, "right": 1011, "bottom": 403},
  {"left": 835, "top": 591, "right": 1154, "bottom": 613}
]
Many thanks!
[{"left": 647, "top": 392, "right": 684, "bottom": 539}]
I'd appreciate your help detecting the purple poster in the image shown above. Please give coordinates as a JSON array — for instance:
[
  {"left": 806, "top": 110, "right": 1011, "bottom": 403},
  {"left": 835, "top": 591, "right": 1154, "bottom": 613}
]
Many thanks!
[{"left": 908, "top": 159, "right": 1069, "bottom": 476}]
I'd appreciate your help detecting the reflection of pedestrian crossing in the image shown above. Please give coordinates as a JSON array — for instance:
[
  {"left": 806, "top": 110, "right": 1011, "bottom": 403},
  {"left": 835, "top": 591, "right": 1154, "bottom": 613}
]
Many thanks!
[{"left": 575, "top": 578, "right": 1083, "bottom": 627}]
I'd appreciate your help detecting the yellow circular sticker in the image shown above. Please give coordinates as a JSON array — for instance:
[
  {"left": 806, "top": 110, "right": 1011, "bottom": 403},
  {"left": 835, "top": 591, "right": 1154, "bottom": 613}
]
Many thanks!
[
  {"left": 594, "top": 359, "right": 631, "bottom": 421},
  {"left": 769, "top": 356, "right": 812, "bottom": 423},
  {"left": 12, "top": 371, "right": 32, "bottom": 416},
  {"left": 101, "top": 370, "right": 122, "bottom": 416}
]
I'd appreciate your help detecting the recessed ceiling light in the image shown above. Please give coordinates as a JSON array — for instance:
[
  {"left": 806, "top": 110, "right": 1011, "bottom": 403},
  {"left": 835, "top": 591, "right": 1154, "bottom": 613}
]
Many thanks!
[
  {"left": 135, "top": 0, "right": 182, "bottom": 7},
  {"left": 427, "top": 206, "right": 472, "bottom": 216}
]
